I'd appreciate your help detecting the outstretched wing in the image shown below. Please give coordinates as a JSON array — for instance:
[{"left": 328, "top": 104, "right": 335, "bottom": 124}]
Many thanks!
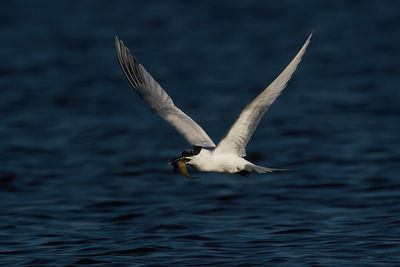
[
  {"left": 115, "top": 36, "right": 215, "bottom": 148},
  {"left": 215, "top": 34, "right": 312, "bottom": 157}
]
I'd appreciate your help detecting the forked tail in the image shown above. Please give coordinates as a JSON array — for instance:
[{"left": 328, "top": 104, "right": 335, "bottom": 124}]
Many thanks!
[{"left": 247, "top": 164, "right": 286, "bottom": 174}]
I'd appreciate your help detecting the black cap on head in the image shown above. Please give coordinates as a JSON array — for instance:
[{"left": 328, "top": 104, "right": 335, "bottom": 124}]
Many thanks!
[{"left": 181, "top": 146, "right": 202, "bottom": 157}]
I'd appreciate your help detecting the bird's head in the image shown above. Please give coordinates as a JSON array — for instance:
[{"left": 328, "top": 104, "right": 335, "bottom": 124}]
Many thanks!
[{"left": 168, "top": 146, "right": 202, "bottom": 179}]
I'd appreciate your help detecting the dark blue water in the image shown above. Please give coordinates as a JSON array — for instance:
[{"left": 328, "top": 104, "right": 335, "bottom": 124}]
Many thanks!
[{"left": 1, "top": 0, "right": 400, "bottom": 265}]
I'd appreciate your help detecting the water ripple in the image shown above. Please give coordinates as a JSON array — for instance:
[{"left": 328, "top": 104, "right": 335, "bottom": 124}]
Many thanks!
[{"left": 1, "top": 1, "right": 399, "bottom": 266}]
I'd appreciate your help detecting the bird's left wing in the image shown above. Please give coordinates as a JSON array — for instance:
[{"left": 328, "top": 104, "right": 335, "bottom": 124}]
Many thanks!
[
  {"left": 214, "top": 34, "right": 312, "bottom": 157},
  {"left": 115, "top": 37, "right": 215, "bottom": 148}
]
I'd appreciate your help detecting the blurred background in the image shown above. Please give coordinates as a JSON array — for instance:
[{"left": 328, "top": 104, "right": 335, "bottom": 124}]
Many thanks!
[{"left": 1, "top": 0, "right": 399, "bottom": 265}]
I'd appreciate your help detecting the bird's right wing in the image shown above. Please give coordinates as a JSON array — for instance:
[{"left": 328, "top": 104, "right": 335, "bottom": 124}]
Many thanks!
[
  {"left": 215, "top": 34, "right": 312, "bottom": 157},
  {"left": 115, "top": 37, "right": 215, "bottom": 148}
]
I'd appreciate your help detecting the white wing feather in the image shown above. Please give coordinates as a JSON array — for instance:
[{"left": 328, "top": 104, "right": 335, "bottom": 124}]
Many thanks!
[
  {"left": 215, "top": 34, "right": 312, "bottom": 157},
  {"left": 115, "top": 37, "right": 215, "bottom": 148}
]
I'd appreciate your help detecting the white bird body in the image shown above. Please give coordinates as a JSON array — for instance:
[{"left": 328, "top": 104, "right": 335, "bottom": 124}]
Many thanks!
[
  {"left": 186, "top": 149, "right": 275, "bottom": 175},
  {"left": 115, "top": 34, "right": 312, "bottom": 178},
  {"left": 188, "top": 149, "right": 247, "bottom": 173}
]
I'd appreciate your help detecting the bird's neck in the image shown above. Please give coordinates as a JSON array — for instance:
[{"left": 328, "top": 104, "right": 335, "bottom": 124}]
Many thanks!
[{"left": 188, "top": 148, "right": 213, "bottom": 171}]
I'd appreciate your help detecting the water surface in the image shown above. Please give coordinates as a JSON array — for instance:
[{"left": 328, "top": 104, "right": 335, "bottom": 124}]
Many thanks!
[{"left": 1, "top": 0, "right": 399, "bottom": 265}]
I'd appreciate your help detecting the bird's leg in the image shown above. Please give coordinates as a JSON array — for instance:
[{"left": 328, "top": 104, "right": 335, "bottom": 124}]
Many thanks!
[{"left": 236, "top": 170, "right": 250, "bottom": 177}]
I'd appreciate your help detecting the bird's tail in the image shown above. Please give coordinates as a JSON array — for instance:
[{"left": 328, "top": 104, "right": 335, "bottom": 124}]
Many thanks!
[{"left": 247, "top": 164, "right": 287, "bottom": 174}]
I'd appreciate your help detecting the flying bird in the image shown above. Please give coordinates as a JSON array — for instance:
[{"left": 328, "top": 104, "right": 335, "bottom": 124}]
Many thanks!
[{"left": 115, "top": 34, "right": 311, "bottom": 179}]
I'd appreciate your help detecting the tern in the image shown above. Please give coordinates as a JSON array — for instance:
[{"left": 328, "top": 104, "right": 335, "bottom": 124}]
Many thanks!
[{"left": 115, "top": 34, "right": 311, "bottom": 179}]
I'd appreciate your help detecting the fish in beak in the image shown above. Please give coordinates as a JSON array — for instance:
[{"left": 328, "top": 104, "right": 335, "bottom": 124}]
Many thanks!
[
  {"left": 169, "top": 146, "right": 202, "bottom": 179},
  {"left": 169, "top": 158, "right": 197, "bottom": 179}
]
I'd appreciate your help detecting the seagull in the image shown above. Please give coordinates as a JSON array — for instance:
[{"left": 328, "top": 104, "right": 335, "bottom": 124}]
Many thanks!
[{"left": 115, "top": 34, "right": 311, "bottom": 179}]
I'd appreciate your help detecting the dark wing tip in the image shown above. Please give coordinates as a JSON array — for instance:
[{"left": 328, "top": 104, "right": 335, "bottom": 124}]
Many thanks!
[
  {"left": 114, "top": 36, "right": 121, "bottom": 52},
  {"left": 114, "top": 36, "right": 145, "bottom": 88}
]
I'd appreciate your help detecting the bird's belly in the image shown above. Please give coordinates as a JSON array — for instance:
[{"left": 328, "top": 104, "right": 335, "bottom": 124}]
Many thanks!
[{"left": 192, "top": 154, "right": 247, "bottom": 174}]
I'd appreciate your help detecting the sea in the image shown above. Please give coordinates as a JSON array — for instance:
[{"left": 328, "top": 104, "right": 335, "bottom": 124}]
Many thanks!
[{"left": 1, "top": 0, "right": 399, "bottom": 266}]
